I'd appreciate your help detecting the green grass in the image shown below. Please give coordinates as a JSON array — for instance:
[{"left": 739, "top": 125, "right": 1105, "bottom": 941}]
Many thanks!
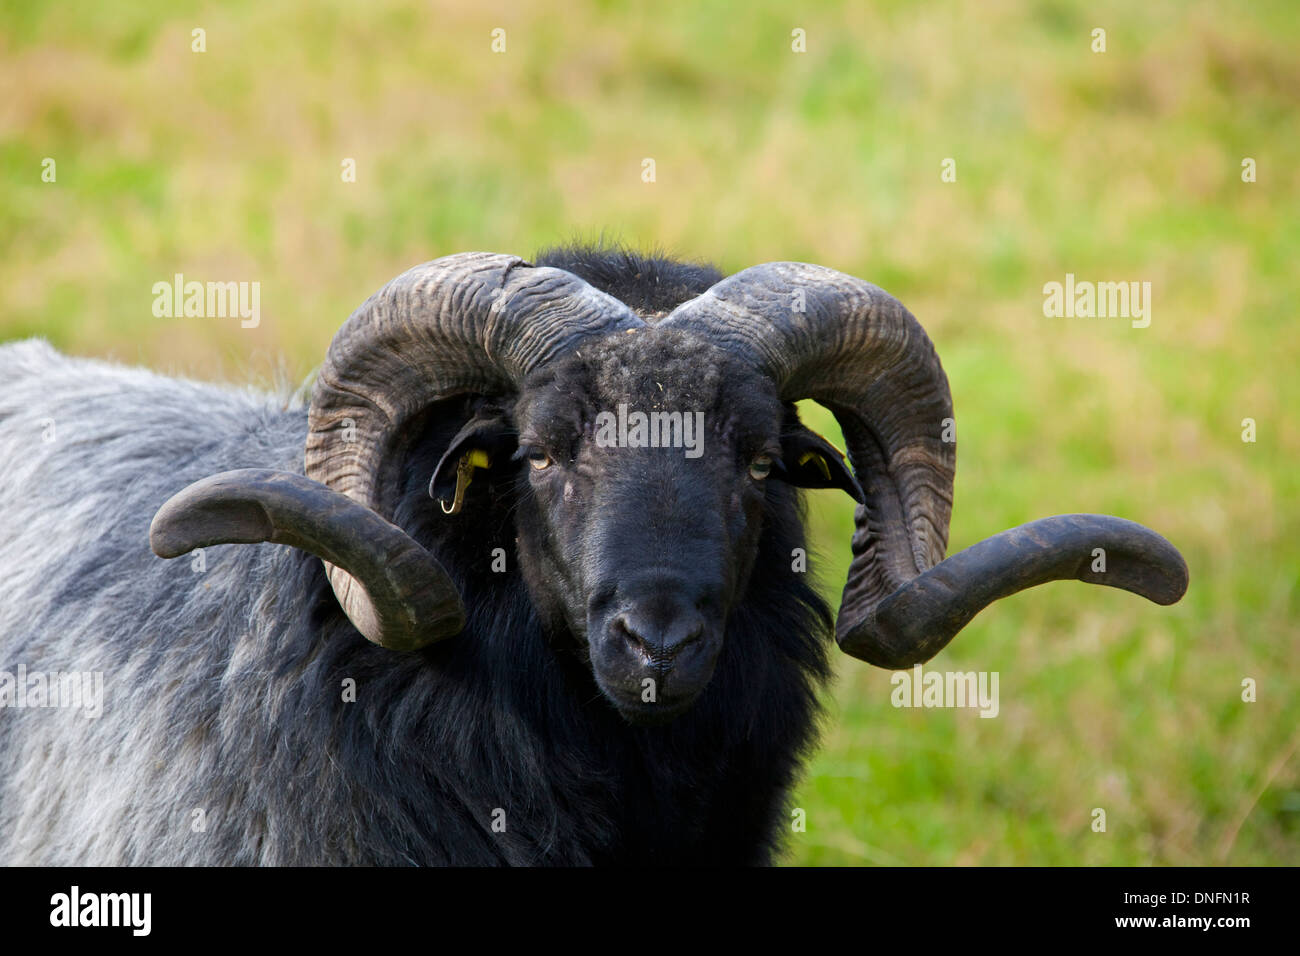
[{"left": 2, "top": 0, "right": 1296, "bottom": 864}]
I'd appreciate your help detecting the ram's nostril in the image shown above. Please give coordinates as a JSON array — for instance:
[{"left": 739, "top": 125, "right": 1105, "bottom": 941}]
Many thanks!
[
  {"left": 612, "top": 615, "right": 650, "bottom": 658},
  {"left": 610, "top": 609, "right": 705, "bottom": 665}
]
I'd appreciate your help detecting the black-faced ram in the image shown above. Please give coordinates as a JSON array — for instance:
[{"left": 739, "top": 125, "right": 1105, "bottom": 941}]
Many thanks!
[{"left": 0, "top": 246, "right": 1188, "bottom": 864}]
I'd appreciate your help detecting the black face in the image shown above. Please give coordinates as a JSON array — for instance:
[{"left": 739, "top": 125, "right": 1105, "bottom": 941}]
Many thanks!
[{"left": 493, "top": 329, "right": 858, "bottom": 724}]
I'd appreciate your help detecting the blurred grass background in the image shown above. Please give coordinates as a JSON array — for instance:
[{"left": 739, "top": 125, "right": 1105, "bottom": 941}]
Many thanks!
[{"left": 2, "top": 0, "right": 1296, "bottom": 864}]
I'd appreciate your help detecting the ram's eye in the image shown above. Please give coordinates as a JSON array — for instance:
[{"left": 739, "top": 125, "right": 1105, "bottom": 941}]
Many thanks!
[
  {"left": 528, "top": 450, "right": 553, "bottom": 471},
  {"left": 749, "top": 455, "right": 774, "bottom": 480}
]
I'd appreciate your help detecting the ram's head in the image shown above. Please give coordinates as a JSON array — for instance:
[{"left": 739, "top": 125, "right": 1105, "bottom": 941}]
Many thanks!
[{"left": 151, "top": 253, "right": 1188, "bottom": 723}]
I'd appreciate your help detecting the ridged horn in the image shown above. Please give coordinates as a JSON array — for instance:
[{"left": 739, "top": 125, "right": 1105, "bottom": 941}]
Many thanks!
[
  {"left": 663, "top": 262, "right": 1188, "bottom": 666},
  {"left": 151, "top": 253, "right": 641, "bottom": 649}
]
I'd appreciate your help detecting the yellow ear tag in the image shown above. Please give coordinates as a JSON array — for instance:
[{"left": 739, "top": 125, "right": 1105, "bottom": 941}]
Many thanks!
[
  {"left": 805, "top": 427, "right": 848, "bottom": 461},
  {"left": 797, "top": 451, "right": 833, "bottom": 481},
  {"left": 440, "top": 449, "right": 492, "bottom": 515}
]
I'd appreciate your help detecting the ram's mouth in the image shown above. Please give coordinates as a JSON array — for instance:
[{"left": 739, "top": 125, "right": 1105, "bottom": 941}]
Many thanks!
[{"left": 597, "top": 681, "right": 702, "bottom": 726}]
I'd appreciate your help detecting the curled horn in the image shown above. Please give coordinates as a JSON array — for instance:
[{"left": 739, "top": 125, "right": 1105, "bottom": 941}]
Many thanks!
[
  {"left": 150, "top": 252, "right": 641, "bottom": 650},
  {"left": 662, "top": 262, "right": 1188, "bottom": 667},
  {"left": 151, "top": 469, "right": 465, "bottom": 650}
]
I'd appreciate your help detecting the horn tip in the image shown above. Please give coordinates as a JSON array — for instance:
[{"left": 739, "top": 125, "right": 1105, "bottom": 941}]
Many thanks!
[
  {"left": 1149, "top": 549, "right": 1190, "bottom": 606},
  {"left": 149, "top": 504, "right": 192, "bottom": 559}
]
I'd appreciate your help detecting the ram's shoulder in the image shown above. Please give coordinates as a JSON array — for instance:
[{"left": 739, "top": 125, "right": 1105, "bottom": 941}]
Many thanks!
[
  {"left": 1, "top": 337, "right": 293, "bottom": 410},
  {"left": 0, "top": 338, "right": 71, "bottom": 382},
  {"left": 0, "top": 338, "right": 305, "bottom": 461}
]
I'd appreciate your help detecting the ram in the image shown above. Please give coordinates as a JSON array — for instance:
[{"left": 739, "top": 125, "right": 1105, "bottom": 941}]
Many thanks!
[{"left": 0, "top": 246, "right": 1188, "bottom": 865}]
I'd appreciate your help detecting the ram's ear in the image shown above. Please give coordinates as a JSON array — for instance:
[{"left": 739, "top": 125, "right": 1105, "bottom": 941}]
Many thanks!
[
  {"left": 428, "top": 407, "right": 516, "bottom": 514},
  {"left": 776, "top": 424, "right": 865, "bottom": 503}
]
